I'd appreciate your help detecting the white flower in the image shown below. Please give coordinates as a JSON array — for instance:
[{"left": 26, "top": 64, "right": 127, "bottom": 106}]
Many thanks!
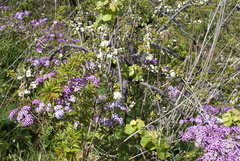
[
  {"left": 68, "top": 95, "right": 76, "bottom": 102},
  {"left": 169, "top": 69, "right": 176, "bottom": 77},
  {"left": 113, "top": 91, "right": 122, "bottom": 100},
  {"left": 24, "top": 89, "right": 31, "bottom": 94},
  {"left": 17, "top": 75, "right": 24, "bottom": 80},
  {"left": 107, "top": 54, "right": 113, "bottom": 59},
  {"left": 215, "top": 117, "right": 224, "bottom": 124},
  {"left": 100, "top": 40, "right": 109, "bottom": 47},
  {"left": 97, "top": 49, "right": 103, "bottom": 59},
  {"left": 113, "top": 49, "right": 118, "bottom": 55},
  {"left": 80, "top": 27, "right": 85, "bottom": 32},
  {"left": 146, "top": 54, "right": 153, "bottom": 61},
  {"left": 29, "top": 82, "right": 37, "bottom": 89},
  {"left": 18, "top": 91, "right": 23, "bottom": 97},
  {"left": 129, "top": 101, "right": 136, "bottom": 108},
  {"left": 26, "top": 69, "right": 32, "bottom": 77}
]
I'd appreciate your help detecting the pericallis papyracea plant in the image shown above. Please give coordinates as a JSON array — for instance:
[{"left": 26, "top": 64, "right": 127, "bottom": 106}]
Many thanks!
[{"left": 180, "top": 104, "right": 240, "bottom": 161}]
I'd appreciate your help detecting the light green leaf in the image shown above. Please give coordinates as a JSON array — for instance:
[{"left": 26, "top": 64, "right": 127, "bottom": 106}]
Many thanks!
[
  {"left": 102, "top": 14, "right": 112, "bottom": 21},
  {"left": 130, "top": 120, "right": 137, "bottom": 125},
  {"left": 136, "top": 119, "right": 145, "bottom": 130},
  {"left": 128, "top": 66, "right": 134, "bottom": 76},
  {"left": 109, "top": 3, "right": 116, "bottom": 12},
  {"left": 140, "top": 136, "right": 151, "bottom": 147},
  {"left": 124, "top": 124, "right": 137, "bottom": 135}
]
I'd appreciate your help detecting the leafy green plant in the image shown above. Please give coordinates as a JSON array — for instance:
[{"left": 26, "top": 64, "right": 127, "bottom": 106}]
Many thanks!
[
  {"left": 221, "top": 108, "right": 240, "bottom": 126},
  {"left": 125, "top": 119, "right": 171, "bottom": 160}
]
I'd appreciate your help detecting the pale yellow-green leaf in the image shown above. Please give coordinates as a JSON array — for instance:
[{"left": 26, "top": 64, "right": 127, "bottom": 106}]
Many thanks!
[{"left": 102, "top": 14, "right": 112, "bottom": 21}]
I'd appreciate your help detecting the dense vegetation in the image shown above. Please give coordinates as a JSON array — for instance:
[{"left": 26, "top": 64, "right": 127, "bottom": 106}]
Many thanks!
[{"left": 0, "top": 0, "right": 239, "bottom": 160}]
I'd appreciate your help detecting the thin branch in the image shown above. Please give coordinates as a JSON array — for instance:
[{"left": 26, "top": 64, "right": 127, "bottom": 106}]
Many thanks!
[
  {"left": 151, "top": 42, "right": 185, "bottom": 61},
  {"left": 157, "top": 3, "right": 193, "bottom": 32},
  {"left": 139, "top": 82, "right": 187, "bottom": 117}
]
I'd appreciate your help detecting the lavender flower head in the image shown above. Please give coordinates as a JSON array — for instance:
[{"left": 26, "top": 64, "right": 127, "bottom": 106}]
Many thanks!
[
  {"left": 16, "top": 106, "right": 34, "bottom": 126},
  {"left": 86, "top": 75, "right": 100, "bottom": 85},
  {"left": 181, "top": 105, "right": 240, "bottom": 161},
  {"left": 8, "top": 108, "right": 18, "bottom": 120}
]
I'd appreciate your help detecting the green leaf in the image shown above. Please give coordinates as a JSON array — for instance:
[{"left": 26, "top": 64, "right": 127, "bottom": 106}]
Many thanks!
[
  {"left": 140, "top": 136, "right": 151, "bottom": 147},
  {"left": 158, "top": 152, "right": 171, "bottom": 160},
  {"left": 109, "top": 3, "right": 116, "bottom": 12},
  {"left": 128, "top": 66, "right": 134, "bottom": 76},
  {"left": 160, "top": 140, "right": 169, "bottom": 149},
  {"left": 136, "top": 119, "right": 145, "bottom": 130},
  {"left": 223, "top": 120, "right": 232, "bottom": 127},
  {"left": 102, "top": 14, "right": 112, "bottom": 21},
  {"left": 130, "top": 120, "right": 137, "bottom": 125},
  {"left": 124, "top": 124, "right": 137, "bottom": 135}
]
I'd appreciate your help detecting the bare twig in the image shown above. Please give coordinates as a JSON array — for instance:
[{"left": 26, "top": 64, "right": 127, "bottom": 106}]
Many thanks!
[
  {"left": 157, "top": 3, "right": 193, "bottom": 32},
  {"left": 151, "top": 42, "right": 185, "bottom": 61},
  {"left": 139, "top": 82, "right": 187, "bottom": 117},
  {"left": 49, "top": 43, "right": 90, "bottom": 56}
]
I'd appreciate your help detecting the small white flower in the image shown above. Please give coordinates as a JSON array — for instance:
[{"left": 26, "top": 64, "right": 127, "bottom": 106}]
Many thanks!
[
  {"left": 80, "top": 27, "right": 85, "bottom": 32},
  {"left": 100, "top": 40, "right": 109, "bottom": 47},
  {"left": 129, "top": 101, "right": 136, "bottom": 108},
  {"left": 74, "top": 121, "right": 80, "bottom": 129},
  {"left": 97, "top": 50, "right": 103, "bottom": 59},
  {"left": 113, "top": 49, "right": 118, "bottom": 55},
  {"left": 17, "top": 75, "right": 24, "bottom": 80},
  {"left": 107, "top": 54, "right": 113, "bottom": 59},
  {"left": 68, "top": 95, "right": 76, "bottom": 102},
  {"left": 169, "top": 69, "right": 176, "bottom": 77},
  {"left": 24, "top": 89, "right": 31, "bottom": 94},
  {"left": 215, "top": 117, "right": 224, "bottom": 124},
  {"left": 113, "top": 91, "right": 122, "bottom": 100},
  {"left": 18, "top": 92, "right": 23, "bottom": 97},
  {"left": 29, "top": 82, "right": 37, "bottom": 89},
  {"left": 146, "top": 54, "right": 153, "bottom": 61},
  {"left": 26, "top": 69, "right": 32, "bottom": 77}
]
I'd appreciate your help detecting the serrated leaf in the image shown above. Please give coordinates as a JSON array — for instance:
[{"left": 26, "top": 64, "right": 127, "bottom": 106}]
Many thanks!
[{"left": 124, "top": 124, "right": 137, "bottom": 134}]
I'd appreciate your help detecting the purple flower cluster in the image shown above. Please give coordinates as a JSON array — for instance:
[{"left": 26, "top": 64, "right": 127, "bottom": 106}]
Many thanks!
[
  {"left": 180, "top": 105, "right": 240, "bottom": 161},
  {"left": 94, "top": 113, "right": 124, "bottom": 127},
  {"left": 13, "top": 11, "right": 30, "bottom": 20},
  {"left": 8, "top": 106, "right": 34, "bottom": 126},
  {"left": 32, "top": 99, "right": 52, "bottom": 113},
  {"left": 27, "top": 56, "right": 62, "bottom": 67},
  {"left": 86, "top": 75, "right": 100, "bottom": 85},
  {"left": 167, "top": 86, "right": 181, "bottom": 101},
  {"left": 104, "top": 100, "right": 128, "bottom": 112},
  {"left": 0, "top": 6, "right": 10, "bottom": 10},
  {"left": 30, "top": 18, "right": 48, "bottom": 26},
  {"left": 67, "top": 77, "right": 87, "bottom": 92},
  {"left": 144, "top": 59, "right": 158, "bottom": 65},
  {"left": 93, "top": 98, "right": 128, "bottom": 127},
  {"left": 35, "top": 72, "right": 56, "bottom": 85},
  {"left": 52, "top": 76, "right": 100, "bottom": 118}
]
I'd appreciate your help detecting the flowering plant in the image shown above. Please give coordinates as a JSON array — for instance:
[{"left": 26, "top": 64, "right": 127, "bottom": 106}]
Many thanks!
[{"left": 180, "top": 104, "right": 240, "bottom": 161}]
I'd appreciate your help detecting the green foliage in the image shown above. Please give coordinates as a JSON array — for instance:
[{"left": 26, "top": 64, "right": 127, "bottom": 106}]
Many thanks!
[
  {"left": 93, "top": 0, "right": 124, "bottom": 27},
  {"left": 1, "top": 0, "right": 240, "bottom": 160},
  {"left": 221, "top": 108, "right": 240, "bottom": 126},
  {"left": 125, "top": 119, "right": 171, "bottom": 160}
]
